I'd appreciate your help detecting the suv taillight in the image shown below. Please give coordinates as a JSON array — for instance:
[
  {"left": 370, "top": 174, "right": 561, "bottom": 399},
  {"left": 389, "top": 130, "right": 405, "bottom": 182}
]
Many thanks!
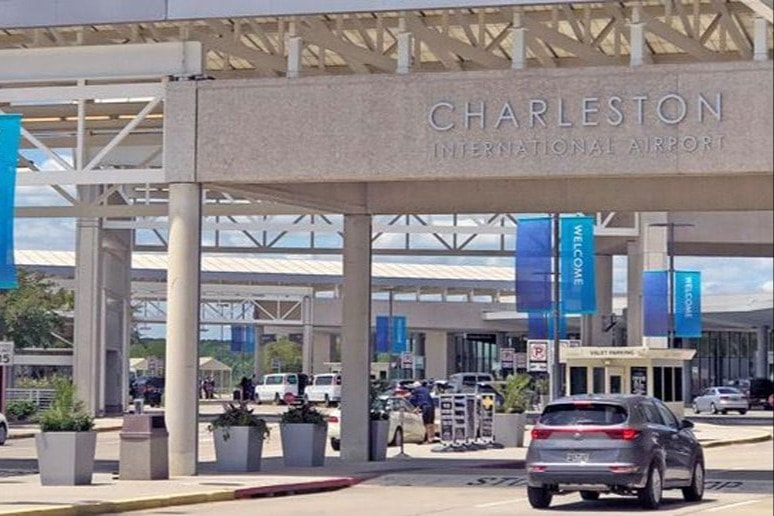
[
  {"left": 530, "top": 427, "right": 639, "bottom": 440},
  {"left": 327, "top": 416, "right": 339, "bottom": 423}
]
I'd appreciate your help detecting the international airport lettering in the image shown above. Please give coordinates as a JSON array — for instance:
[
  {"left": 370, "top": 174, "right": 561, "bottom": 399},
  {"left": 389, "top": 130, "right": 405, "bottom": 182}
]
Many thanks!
[{"left": 427, "top": 92, "right": 724, "bottom": 159}]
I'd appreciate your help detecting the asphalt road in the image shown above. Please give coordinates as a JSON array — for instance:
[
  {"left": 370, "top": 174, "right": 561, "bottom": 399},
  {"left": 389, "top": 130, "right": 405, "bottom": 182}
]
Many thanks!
[{"left": 126, "top": 441, "right": 774, "bottom": 516}]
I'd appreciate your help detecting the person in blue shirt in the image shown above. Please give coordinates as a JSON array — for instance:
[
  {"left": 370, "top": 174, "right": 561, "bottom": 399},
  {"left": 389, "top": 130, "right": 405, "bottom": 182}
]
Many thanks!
[{"left": 410, "top": 381, "right": 436, "bottom": 444}]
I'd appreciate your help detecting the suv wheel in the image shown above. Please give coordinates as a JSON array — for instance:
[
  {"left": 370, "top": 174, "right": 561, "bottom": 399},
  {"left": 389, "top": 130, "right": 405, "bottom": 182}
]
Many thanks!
[
  {"left": 580, "top": 491, "right": 600, "bottom": 501},
  {"left": 682, "top": 460, "right": 705, "bottom": 502},
  {"left": 330, "top": 438, "right": 341, "bottom": 452},
  {"left": 0, "top": 424, "right": 7, "bottom": 446},
  {"left": 693, "top": 403, "right": 700, "bottom": 414},
  {"left": 527, "top": 486, "right": 553, "bottom": 509},
  {"left": 710, "top": 403, "right": 718, "bottom": 414},
  {"left": 638, "top": 463, "right": 663, "bottom": 510}
]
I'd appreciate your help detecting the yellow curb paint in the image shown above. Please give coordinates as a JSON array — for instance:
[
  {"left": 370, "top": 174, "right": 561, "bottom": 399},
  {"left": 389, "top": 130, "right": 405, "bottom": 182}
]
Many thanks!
[{"left": 702, "top": 433, "right": 772, "bottom": 449}]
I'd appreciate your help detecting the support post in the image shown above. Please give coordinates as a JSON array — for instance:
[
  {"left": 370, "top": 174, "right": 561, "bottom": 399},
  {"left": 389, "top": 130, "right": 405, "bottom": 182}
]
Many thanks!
[
  {"left": 302, "top": 296, "right": 314, "bottom": 373},
  {"left": 287, "top": 36, "right": 302, "bottom": 78},
  {"left": 754, "top": 17, "right": 769, "bottom": 62},
  {"left": 165, "top": 183, "right": 202, "bottom": 476},
  {"left": 756, "top": 326, "right": 770, "bottom": 378},
  {"left": 630, "top": 5, "right": 645, "bottom": 67},
  {"left": 253, "top": 325, "right": 264, "bottom": 379},
  {"left": 550, "top": 214, "right": 562, "bottom": 401},
  {"left": 511, "top": 12, "right": 526, "bottom": 70},
  {"left": 397, "top": 16, "right": 412, "bottom": 75},
  {"left": 340, "top": 214, "right": 372, "bottom": 462}
]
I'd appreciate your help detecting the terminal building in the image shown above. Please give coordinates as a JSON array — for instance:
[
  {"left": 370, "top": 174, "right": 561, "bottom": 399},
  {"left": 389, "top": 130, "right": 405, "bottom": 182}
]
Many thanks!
[{"left": 2, "top": 0, "right": 772, "bottom": 470}]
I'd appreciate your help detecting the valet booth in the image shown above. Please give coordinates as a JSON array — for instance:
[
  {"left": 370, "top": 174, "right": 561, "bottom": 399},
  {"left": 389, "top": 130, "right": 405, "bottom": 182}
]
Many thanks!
[{"left": 562, "top": 347, "right": 696, "bottom": 418}]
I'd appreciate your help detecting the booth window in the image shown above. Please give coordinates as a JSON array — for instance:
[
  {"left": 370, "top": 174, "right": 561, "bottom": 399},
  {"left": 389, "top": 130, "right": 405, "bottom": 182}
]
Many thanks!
[
  {"left": 653, "top": 367, "right": 684, "bottom": 403},
  {"left": 570, "top": 367, "right": 588, "bottom": 395}
]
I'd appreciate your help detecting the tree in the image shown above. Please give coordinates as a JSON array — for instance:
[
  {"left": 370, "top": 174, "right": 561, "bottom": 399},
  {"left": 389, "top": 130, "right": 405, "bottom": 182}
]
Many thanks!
[
  {"left": 0, "top": 269, "right": 71, "bottom": 349},
  {"left": 262, "top": 338, "right": 303, "bottom": 373}
]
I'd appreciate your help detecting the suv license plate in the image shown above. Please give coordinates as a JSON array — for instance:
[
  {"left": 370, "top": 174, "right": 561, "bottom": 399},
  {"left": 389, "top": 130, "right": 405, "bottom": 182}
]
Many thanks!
[{"left": 566, "top": 452, "right": 590, "bottom": 463}]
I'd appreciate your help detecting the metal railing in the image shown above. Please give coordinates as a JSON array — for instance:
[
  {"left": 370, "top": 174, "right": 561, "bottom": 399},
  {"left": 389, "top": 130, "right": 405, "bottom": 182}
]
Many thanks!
[{"left": 5, "top": 388, "right": 56, "bottom": 410}]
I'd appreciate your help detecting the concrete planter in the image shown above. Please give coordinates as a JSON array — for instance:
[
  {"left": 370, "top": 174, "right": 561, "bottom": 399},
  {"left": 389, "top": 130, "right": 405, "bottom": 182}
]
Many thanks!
[
  {"left": 493, "top": 412, "right": 526, "bottom": 448},
  {"left": 369, "top": 419, "right": 390, "bottom": 462},
  {"left": 280, "top": 423, "right": 327, "bottom": 467},
  {"left": 35, "top": 431, "right": 97, "bottom": 485},
  {"left": 213, "top": 427, "right": 265, "bottom": 472}
]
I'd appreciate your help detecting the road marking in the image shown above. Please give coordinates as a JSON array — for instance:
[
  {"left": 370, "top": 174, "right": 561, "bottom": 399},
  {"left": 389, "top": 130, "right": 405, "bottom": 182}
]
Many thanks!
[
  {"left": 706, "top": 499, "right": 764, "bottom": 512},
  {"left": 475, "top": 497, "right": 526, "bottom": 508}
]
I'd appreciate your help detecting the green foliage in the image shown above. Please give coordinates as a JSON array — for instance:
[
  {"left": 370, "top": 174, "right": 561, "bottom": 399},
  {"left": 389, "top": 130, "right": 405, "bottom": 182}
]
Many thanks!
[
  {"left": 15, "top": 373, "right": 69, "bottom": 389},
  {"left": 280, "top": 404, "right": 327, "bottom": 427},
  {"left": 38, "top": 378, "right": 94, "bottom": 432},
  {"left": 5, "top": 400, "right": 37, "bottom": 422},
  {"left": 0, "top": 269, "right": 71, "bottom": 348},
  {"left": 534, "top": 377, "right": 550, "bottom": 396},
  {"left": 499, "top": 373, "right": 532, "bottom": 414},
  {"left": 208, "top": 401, "right": 269, "bottom": 441},
  {"left": 369, "top": 379, "right": 390, "bottom": 421},
  {"left": 262, "top": 338, "right": 302, "bottom": 373}
]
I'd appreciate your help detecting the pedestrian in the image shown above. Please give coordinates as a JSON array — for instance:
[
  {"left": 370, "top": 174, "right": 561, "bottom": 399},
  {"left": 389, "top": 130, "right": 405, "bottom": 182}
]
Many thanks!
[
  {"left": 410, "top": 380, "right": 436, "bottom": 444},
  {"left": 239, "top": 376, "right": 250, "bottom": 402}
]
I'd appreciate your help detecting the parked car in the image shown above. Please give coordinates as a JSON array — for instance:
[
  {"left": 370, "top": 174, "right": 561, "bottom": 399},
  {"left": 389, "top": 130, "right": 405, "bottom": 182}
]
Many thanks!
[
  {"left": 304, "top": 373, "right": 342, "bottom": 407},
  {"left": 327, "top": 396, "right": 426, "bottom": 451},
  {"left": 254, "top": 373, "right": 309, "bottom": 405},
  {"left": 447, "top": 372, "right": 494, "bottom": 394},
  {"left": 131, "top": 376, "right": 165, "bottom": 407},
  {"left": 693, "top": 386, "right": 748, "bottom": 414},
  {"left": 728, "top": 378, "right": 774, "bottom": 409},
  {"left": 526, "top": 394, "right": 704, "bottom": 510},
  {"left": 0, "top": 412, "right": 7, "bottom": 445}
]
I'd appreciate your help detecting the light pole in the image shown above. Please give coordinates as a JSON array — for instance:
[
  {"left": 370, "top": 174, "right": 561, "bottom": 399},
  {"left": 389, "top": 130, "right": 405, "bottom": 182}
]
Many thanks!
[
  {"left": 649, "top": 222, "right": 694, "bottom": 348},
  {"left": 551, "top": 213, "right": 562, "bottom": 401}
]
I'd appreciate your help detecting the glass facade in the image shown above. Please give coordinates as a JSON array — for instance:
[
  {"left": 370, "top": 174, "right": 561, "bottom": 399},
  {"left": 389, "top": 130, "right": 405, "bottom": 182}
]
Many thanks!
[{"left": 453, "top": 333, "right": 497, "bottom": 373}]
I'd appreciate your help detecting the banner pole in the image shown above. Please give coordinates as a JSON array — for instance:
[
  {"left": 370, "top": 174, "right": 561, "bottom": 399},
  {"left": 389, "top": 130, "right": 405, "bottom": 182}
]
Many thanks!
[{"left": 551, "top": 213, "right": 562, "bottom": 402}]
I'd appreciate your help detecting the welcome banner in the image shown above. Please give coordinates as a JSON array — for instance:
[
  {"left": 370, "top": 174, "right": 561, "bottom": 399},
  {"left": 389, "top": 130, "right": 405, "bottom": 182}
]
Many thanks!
[
  {"left": 674, "top": 271, "right": 702, "bottom": 338},
  {"left": 0, "top": 114, "right": 21, "bottom": 289},
  {"left": 528, "top": 311, "right": 567, "bottom": 340},
  {"left": 643, "top": 270, "right": 669, "bottom": 337},
  {"left": 560, "top": 216, "right": 596, "bottom": 314},
  {"left": 516, "top": 217, "right": 552, "bottom": 312}
]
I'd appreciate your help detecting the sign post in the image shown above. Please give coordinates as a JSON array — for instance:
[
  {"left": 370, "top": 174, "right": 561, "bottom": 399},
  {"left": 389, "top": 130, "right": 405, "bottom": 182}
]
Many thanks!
[{"left": 0, "top": 342, "right": 14, "bottom": 414}]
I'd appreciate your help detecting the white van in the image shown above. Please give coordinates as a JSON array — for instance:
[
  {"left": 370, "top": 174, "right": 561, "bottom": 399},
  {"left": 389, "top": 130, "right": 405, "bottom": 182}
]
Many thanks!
[
  {"left": 304, "top": 373, "right": 342, "bottom": 406},
  {"left": 447, "top": 372, "right": 494, "bottom": 394},
  {"left": 254, "top": 373, "right": 309, "bottom": 404}
]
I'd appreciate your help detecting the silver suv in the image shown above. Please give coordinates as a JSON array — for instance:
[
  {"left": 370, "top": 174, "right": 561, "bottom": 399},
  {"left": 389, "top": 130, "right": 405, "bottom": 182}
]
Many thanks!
[{"left": 526, "top": 394, "right": 704, "bottom": 510}]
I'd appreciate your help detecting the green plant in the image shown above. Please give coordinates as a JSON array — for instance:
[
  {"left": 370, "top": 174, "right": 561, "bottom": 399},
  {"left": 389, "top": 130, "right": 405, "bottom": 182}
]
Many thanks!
[
  {"left": 38, "top": 378, "right": 94, "bottom": 432},
  {"left": 208, "top": 401, "right": 269, "bottom": 442},
  {"left": 280, "top": 403, "right": 327, "bottom": 427},
  {"left": 369, "top": 379, "right": 389, "bottom": 421},
  {"left": 535, "top": 377, "right": 550, "bottom": 397},
  {"left": 5, "top": 399, "right": 37, "bottom": 422},
  {"left": 498, "top": 373, "right": 531, "bottom": 414}
]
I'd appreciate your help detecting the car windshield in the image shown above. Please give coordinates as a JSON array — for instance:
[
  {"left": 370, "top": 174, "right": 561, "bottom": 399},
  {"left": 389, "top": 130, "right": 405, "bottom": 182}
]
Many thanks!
[
  {"left": 540, "top": 403, "right": 628, "bottom": 426},
  {"left": 717, "top": 387, "right": 742, "bottom": 394}
]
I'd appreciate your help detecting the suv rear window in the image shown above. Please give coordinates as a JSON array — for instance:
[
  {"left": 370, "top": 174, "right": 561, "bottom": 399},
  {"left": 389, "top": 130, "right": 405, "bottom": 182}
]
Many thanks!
[
  {"left": 315, "top": 375, "right": 333, "bottom": 386},
  {"left": 540, "top": 403, "right": 628, "bottom": 426}
]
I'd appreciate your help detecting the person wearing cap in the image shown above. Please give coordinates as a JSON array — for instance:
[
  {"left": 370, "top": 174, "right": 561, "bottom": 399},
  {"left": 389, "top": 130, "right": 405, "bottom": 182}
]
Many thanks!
[{"left": 409, "top": 380, "right": 435, "bottom": 444}]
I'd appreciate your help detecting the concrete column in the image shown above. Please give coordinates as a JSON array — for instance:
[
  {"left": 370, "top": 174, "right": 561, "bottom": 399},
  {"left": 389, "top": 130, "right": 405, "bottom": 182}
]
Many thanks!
[
  {"left": 302, "top": 295, "right": 314, "bottom": 373},
  {"left": 165, "top": 183, "right": 202, "bottom": 476},
  {"left": 340, "top": 214, "right": 372, "bottom": 462},
  {"left": 582, "top": 255, "right": 614, "bottom": 347},
  {"left": 754, "top": 17, "right": 769, "bottom": 62},
  {"left": 630, "top": 5, "right": 645, "bottom": 67},
  {"left": 627, "top": 213, "right": 669, "bottom": 348},
  {"left": 511, "top": 12, "right": 526, "bottom": 70},
  {"left": 425, "top": 331, "right": 449, "bottom": 380},
  {"left": 287, "top": 36, "right": 302, "bottom": 78},
  {"left": 253, "top": 325, "right": 263, "bottom": 378},
  {"left": 756, "top": 326, "right": 770, "bottom": 378},
  {"left": 397, "top": 31, "right": 412, "bottom": 74},
  {"left": 74, "top": 190, "right": 103, "bottom": 416}
]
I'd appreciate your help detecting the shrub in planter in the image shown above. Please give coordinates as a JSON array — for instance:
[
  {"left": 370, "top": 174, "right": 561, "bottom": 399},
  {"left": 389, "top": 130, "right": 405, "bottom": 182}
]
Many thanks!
[
  {"left": 6, "top": 400, "right": 37, "bottom": 423},
  {"left": 280, "top": 404, "right": 328, "bottom": 467},
  {"left": 36, "top": 379, "right": 96, "bottom": 485},
  {"left": 494, "top": 374, "right": 530, "bottom": 448},
  {"left": 208, "top": 401, "right": 270, "bottom": 472}
]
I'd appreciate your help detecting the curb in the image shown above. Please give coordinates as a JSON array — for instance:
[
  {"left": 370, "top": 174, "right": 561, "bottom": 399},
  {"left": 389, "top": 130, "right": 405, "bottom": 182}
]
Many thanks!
[
  {"left": 702, "top": 432, "right": 772, "bottom": 449},
  {"left": 3, "top": 477, "right": 361, "bottom": 516}
]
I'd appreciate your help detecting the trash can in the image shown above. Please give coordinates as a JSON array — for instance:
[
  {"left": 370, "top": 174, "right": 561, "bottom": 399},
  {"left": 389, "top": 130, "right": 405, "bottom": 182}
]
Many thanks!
[{"left": 119, "top": 414, "right": 169, "bottom": 480}]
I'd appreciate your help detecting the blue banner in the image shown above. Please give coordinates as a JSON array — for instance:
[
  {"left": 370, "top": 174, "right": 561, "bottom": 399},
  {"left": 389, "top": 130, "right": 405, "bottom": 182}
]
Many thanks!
[
  {"left": 528, "top": 311, "right": 567, "bottom": 339},
  {"left": 392, "top": 316, "right": 407, "bottom": 353},
  {"left": 516, "top": 217, "right": 552, "bottom": 312},
  {"left": 230, "top": 324, "right": 256, "bottom": 353},
  {"left": 560, "top": 216, "right": 596, "bottom": 314},
  {"left": 643, "top": 271, "right": 669, "bottom": 337},
  {"left": 0, "top": 114, "right": 21, "bottom": 289},
  {"left": 375, "top": 316, "right": 389, "bottom": 353},
  {"left": 675, "top": 271, "right": 702, "bottom": 338}
]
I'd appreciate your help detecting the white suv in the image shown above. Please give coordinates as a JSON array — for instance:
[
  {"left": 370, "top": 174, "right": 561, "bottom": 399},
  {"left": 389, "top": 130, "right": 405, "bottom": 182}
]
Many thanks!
[{"left": 305, "top": 374, "right": 342, "bottom": 407}]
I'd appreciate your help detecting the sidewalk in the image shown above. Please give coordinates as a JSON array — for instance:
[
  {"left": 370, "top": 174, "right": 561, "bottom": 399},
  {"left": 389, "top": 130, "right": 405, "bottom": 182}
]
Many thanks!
[{"left": 1, "top": 421, "right": 770, "bottom": 515}]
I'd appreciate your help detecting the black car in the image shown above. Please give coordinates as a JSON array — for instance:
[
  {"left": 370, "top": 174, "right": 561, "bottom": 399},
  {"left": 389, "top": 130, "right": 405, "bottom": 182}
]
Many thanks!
[
  {"left": 526, "top": 394, "right": 704, "bottom": 510},
  {"left": 728, "top": 378, "right": 774, "bottom": 409},
  {"left": 131, "top": 376, "right": 165, "bottom": 407}
]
